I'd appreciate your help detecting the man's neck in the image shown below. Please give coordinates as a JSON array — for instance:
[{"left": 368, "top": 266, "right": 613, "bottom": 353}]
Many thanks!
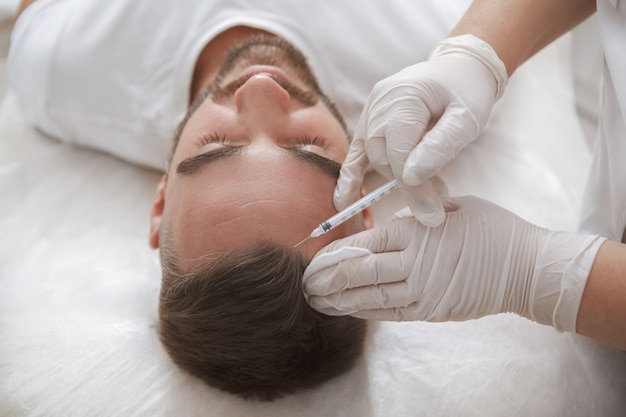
[{"left": 190, "top": 26, "right": 275, "bottom": 104}]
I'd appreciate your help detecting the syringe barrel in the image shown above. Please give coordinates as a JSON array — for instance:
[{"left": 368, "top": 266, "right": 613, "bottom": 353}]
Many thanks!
[{"left": 314, "top": 179, "right": 398, "bottom": 235}]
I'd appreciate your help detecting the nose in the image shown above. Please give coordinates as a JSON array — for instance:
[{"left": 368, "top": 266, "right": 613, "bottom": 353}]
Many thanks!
[{"left": 234, "top": 74, "right": 291, "bottom": 116}]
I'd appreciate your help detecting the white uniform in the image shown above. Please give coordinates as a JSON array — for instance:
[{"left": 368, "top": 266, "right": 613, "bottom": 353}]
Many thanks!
[
  {"left": 8, "top": 0, "right": 468, "bottom": 171},
  {"left": 578, "top": 0, "right": 626, "bottom": 242}
]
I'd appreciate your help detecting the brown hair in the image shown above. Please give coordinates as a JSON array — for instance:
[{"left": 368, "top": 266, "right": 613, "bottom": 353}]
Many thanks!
[{"left": 158, "top": 241, "right": 367, "bottom": 401}]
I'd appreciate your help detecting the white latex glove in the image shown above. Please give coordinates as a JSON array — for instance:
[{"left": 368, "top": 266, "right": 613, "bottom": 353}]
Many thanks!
[
  {"left": 303, "top": 197, "right": 606, "bottom": 333},
  {"left": 335, "top": 35, "right": 508, "bottom": 227}
]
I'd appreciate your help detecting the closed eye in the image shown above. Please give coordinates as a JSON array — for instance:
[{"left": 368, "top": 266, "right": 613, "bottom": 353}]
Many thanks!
[
  {"left": 293, "top": 135, "right": 330, "bottom": 150},
  {"left": 198, "top": 132, "right": 331, "bottom": 150},
  {"left": 179, "top": 132, "right": 341, "bottom": 177},
  {"left": 197, "top": 132, "right": 233, "bottom": 147}
]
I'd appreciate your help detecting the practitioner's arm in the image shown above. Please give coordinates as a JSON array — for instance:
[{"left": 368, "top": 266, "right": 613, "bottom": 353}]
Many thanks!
[
  {"left": 450, "top": 0, "right": 596, "bottom": 76},
  {"left": 16, "top": 0, "right": 37, "bottom": 20},
  {"left": 333, "top": 0, "right": 597, "bottom": 225},
  {"left": 577, "top": 241, "right": 626, "bottom": 349}
]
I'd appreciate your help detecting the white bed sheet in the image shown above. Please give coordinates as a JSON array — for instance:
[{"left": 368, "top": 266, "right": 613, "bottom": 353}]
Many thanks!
[{"left": 1, "top": 4, "right": 626, "bottom": 416}]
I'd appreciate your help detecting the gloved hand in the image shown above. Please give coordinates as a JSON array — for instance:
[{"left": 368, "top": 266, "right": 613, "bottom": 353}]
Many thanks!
[
  {"left": 335, "top": 35, "right": 508, "bottom": 227},
  {"left": 303, "top": 197, "right": 605, "bottom": 332}
]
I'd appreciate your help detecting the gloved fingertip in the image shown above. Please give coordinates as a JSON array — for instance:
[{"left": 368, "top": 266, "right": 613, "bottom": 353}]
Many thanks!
[
  {"left": 391, "top": 207, "right": 413, "bottom": 221},
  {"left": 402, "top": 165, "right": 424, "bottom": 187},
  {"left": 333, "top": 187, "right": 347, "bottom": 210},
  {"left": 303, "top": 246, "right": 372, "bottom": 296},
  {"left": 302, "top": 272, "right": 333, "bottom": 297},
  {"left": 414, "top": 208, "right": 445, "bottom": 227},
  {"left": 308, "top": 296, "right": 356, "bottom": 316},
  {"left": 333, "top": 179, "right": 359, "bottom": 210}
]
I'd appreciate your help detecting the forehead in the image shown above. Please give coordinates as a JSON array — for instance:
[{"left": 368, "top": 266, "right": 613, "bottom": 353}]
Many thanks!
[{"left": 165, "top": 150, "right": 348, "bottom": 270}]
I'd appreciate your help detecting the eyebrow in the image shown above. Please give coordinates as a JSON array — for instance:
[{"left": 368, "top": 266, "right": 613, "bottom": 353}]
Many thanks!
[
  {"left": 176, "top": 146, "right": 241, "bottom": 174},
  {"left": 176, "top": 145, "right": 341, "bottom": 179}
]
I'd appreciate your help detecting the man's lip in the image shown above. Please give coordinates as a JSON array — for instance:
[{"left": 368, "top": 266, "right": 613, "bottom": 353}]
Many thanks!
[{"left": 239, "top": 65, "right": 290, "bottom": 82}]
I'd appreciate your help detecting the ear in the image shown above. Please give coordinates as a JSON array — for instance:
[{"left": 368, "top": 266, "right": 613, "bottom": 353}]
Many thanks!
[
  {"left": 360, "top": 187, "right": 374, "bottom": 230},
  {"left": 149, "top": 175, "right": 168, "bottom": 249}
]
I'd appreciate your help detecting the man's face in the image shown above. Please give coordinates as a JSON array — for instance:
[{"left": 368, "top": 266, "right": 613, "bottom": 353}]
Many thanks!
[{"left": 150, "top": 37, "right": 366, "bottom": 271}]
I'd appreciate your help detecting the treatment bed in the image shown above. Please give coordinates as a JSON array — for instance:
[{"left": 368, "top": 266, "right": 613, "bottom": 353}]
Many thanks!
[{"left": 1, "top": 1, "right": 625, "bottom": 415}]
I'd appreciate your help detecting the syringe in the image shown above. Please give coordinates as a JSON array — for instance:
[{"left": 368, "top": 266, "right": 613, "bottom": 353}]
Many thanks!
[{"left": 295, "top": 179, "right": 399, "bottom": 247}]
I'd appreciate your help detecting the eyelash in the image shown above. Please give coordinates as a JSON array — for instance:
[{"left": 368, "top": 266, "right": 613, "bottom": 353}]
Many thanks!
[
  {"left": 295, "top": 135, "right": 330, "bottom": 149},
  {"left": 198, "top": 133, "right": 330, "bottom": 150},
  {"left": 198, "top": 133, "right": 232, "bottom": 147}
]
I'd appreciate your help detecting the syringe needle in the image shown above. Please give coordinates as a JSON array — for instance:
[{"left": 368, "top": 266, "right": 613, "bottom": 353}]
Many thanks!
[{"left": 293, "top": 236, "right": 311, "bottom": 248}]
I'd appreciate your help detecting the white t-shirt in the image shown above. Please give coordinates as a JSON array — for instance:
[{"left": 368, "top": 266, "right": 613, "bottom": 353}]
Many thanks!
[
  {"left": 12, "top": 0, "right": 623, "bottom": 241},
  {"left": 8, "top": 0, "right": 469, "bottom": 171},
  {"left": 578, "top": 0, "right": 626, "bottom": 242}
]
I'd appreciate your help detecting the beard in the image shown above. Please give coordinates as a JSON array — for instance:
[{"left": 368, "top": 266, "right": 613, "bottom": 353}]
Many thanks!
[
  {"left": 211, "top": 36, "right": 325, "bottom": 96},
  {"left": 190, "top": 35, "right": 346, "bottom": 132}
]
